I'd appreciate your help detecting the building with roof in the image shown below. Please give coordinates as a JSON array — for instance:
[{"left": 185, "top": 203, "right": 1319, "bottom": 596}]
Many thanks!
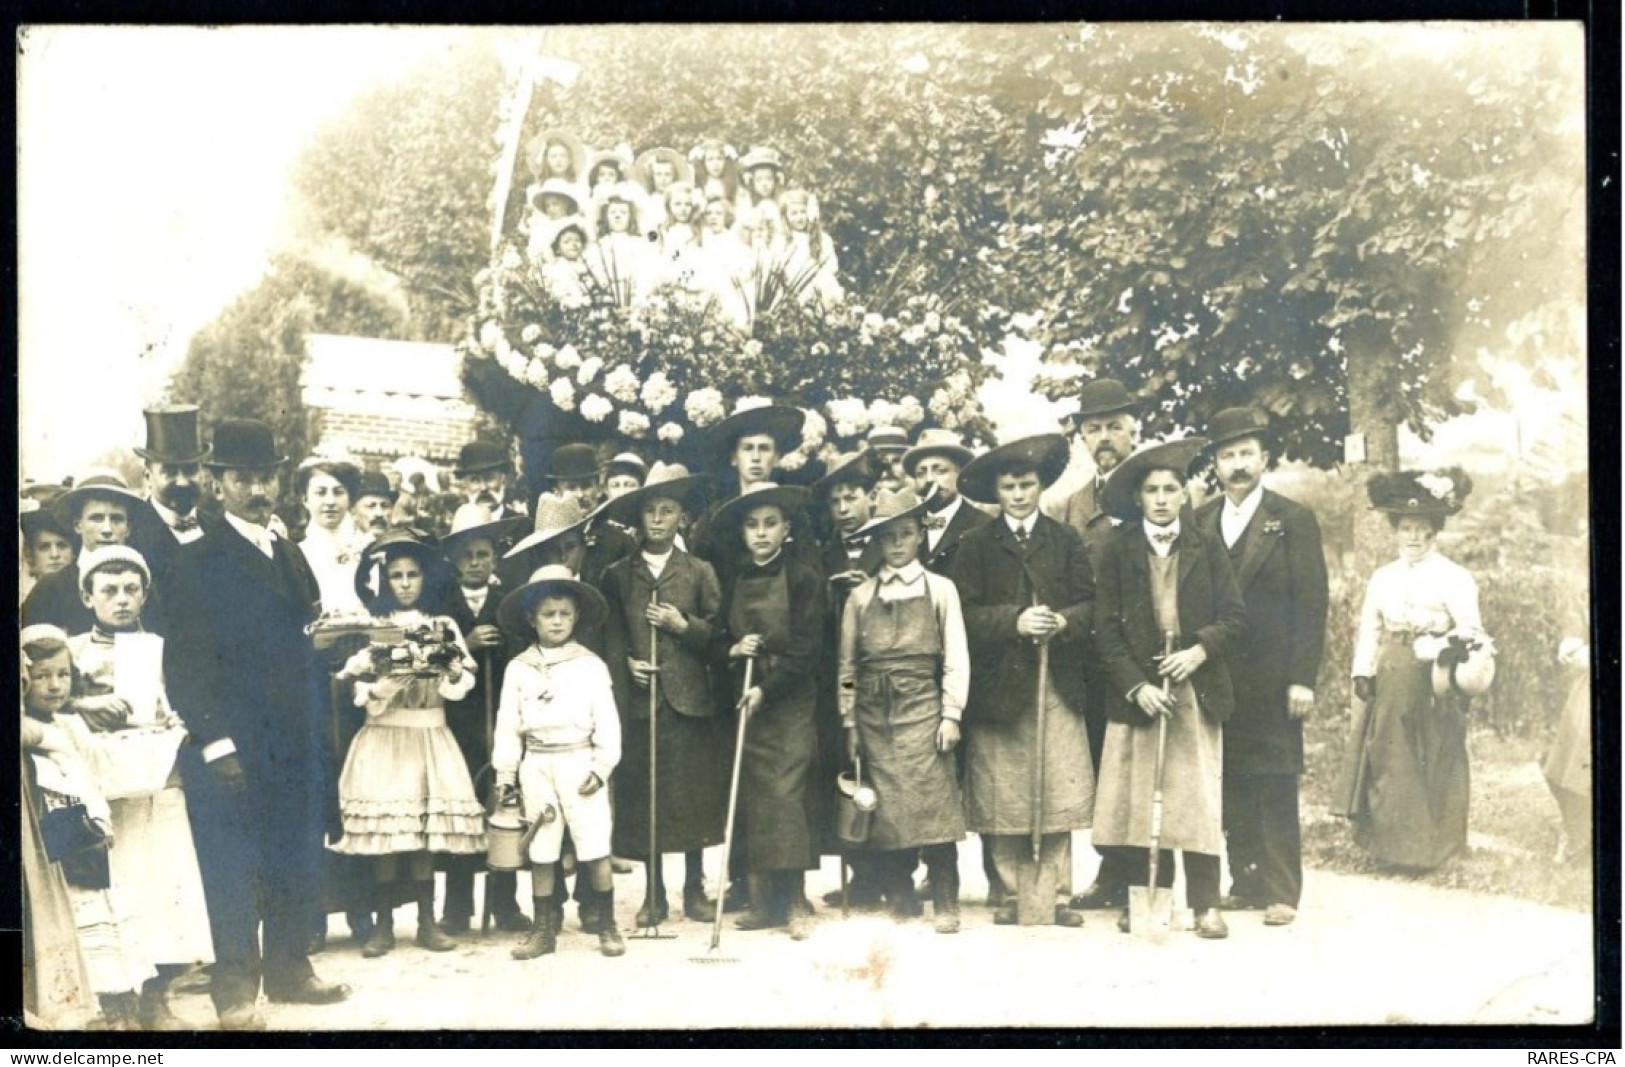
[{"left": 300, "top": 333, "right": 479, "bottom": 467}]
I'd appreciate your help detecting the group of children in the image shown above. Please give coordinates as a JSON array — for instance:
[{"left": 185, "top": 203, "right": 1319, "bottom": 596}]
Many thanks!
[
  {"left": 22, "top": 401, "right": 1262, "bottom": 1029},
  {"left": 520, "top": 133, "right": 841, "bottom": 318}
]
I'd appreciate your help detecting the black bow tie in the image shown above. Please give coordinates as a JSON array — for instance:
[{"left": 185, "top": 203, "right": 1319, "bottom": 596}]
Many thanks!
[
  {"left": 922, "top": 514, "right": 947, "bottom": 531},
  {"left": 171, "top": 516, "right": 199, "bottom": 533}
]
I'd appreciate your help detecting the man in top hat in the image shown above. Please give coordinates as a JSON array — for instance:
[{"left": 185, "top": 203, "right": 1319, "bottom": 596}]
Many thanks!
[
  {"left": 129, "top": 405, "right": 214, "bottom": 589},
  {"left": 902, "top": 428, "right": 990, "bottom": 577},
  {"left": 21, "top": 471, "right": 148, "bottom": 636},
  {"left": 161, "top": 418, "right": 351, "bottom": 1028},
  {"left": 1045, "top": 379, "right": 1145, "bottom": 911},
  {"left": 349, "top": 471, "right": 398, "bottom": 541},
  {"left": 454, "top": 440, "right": 527, "bottom": 523},
  {"left": 950, "top": 434, "right": 1096, "bottom": 927},
  {"left": 1193, "top": 407, "right": 1328, "bottom": 926}
]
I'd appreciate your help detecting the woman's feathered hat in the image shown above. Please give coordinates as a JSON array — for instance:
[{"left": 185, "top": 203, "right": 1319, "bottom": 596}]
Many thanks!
[{"left": 1366, "top": 467, "right": 1473, "bottom": 517}]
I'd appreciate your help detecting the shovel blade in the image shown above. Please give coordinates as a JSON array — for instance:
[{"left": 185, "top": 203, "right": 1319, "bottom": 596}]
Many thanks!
[
  {"left": 1015, "top": 859, "right": 1058, "bottom": 926},
  {"left": 1128, "top": 885, "right": 1173, "bottom": 943}
]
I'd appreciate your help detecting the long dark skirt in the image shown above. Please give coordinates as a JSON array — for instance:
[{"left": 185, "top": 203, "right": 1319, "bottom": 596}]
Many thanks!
[
  {"left": 739, "top": 684, "right": 819, "bottom": 873},
  {"left": 1354, "top": 640, "right": 1469, "bottom": 870},
  {"left": 612, "top": 706, "right": 728, "bottom": 857}
]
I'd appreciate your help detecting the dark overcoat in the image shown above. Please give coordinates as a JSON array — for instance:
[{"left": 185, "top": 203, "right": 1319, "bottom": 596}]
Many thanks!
[
  {"left": 1193, "top": 489, "right": 1329, "bottom": 774},
  {"left": 1092, "top": 519, "right": 1247, "bottom": 728},
  {"left": 949, "top": 513, "right": 1095, "bottom": 724}
]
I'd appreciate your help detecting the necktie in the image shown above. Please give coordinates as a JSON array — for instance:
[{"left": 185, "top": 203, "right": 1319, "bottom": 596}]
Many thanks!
[
  {"left": 1151, "top": 530, "right": 1177, "bottom": 546},
  {"left": 921, "top": 514, "right": 947, "bottom": 532},
  {"left": 1014, "top": 525, "right": 1030, "bottom": 547}
]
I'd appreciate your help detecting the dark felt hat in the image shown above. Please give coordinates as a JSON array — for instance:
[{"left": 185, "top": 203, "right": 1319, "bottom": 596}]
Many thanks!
[
  {"left": 498, "top": 564, "right": 607, "bottom": 640},
  {"left": 135, "top": 405, "right": 211, "bottom": 464},
  {"left": 601, "top": 463, "right": 710, "bottom": 528},
  {"left": 1074, "top": 378, "right": 1139, "bottom": 420},
  {"left": 708, "top": 483, "right": 811, "bottom": 538},
  {"left": 704, "top": 405, "right": 806, "bottom": 470},
  {"left": 352, "top": 529, "right": 452, "bottom": 611},
  {"left": 20, "top": 486, "right": 72, "bottom": 542},
  {"left": 1205, "top": 406, "right": 1274, "bottom": 452},
  {"left": 1366, "top": 468, "right": 1472, "bottom": 517},
  {"left": 454, "top": 441, "right": 511, "bottom": 477},
  {"left": 206, "top": 419, "right": 287, "bottom": 470},
  {"left": 1100, "top": 438, "right": 1210, "bottom": 521},
  {"left": 811, "top": 451, "right": 877, "bottom": 498},
  {"left": 957, "top": 434, "right": 1070, "bottom": 505},
  {"left": 353, "top": 470, "right": 398, "bottom": 504},
  {"left": 543, "top": 444, "right": 601, "bottom": 483}
]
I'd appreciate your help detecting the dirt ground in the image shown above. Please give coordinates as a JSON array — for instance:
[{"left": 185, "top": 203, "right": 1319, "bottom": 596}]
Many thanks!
[{"left": 136, "top": 838, "right": 1593, "bottom": 1033}]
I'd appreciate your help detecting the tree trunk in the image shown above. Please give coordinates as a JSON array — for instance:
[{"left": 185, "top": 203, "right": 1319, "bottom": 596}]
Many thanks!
[{"left": 1345, "top": 324, "right": 1400, "bottom": 579}]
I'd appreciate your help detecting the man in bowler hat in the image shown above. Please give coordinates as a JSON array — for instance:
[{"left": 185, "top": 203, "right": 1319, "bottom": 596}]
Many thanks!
[
  {"left": 455, "top": 440, "right": 527, "bottom": 523},
  {"left": 1050, "top": 379, "right": 1142, "bottom": 911},
  {"left": 162, "top": 419, "right": 351, "bottom": 1028},
  {"left": 1194, "top": 407, "right": 1328, "bottom": 926}
]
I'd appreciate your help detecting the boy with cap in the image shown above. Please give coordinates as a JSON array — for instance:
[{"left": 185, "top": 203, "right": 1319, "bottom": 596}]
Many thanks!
[
  {"left": 950, "top": 433, "right": 1095, "bottom": 927},
  {"left": 68, "top": 545, "right": 210, "bottom": 1029},
  {"left": 22, "top": 472, "right": 148, "bottom": 637}
]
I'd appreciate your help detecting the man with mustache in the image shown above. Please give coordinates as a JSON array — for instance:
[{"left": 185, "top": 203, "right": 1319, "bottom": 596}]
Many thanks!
[
  {"left": 349, "top": 471, "right": 398, "bottom": 540},
  {"left": 1050, "top": 379, "right": 1142, "bottom": 912},
  {"left": 455, "top": 440, "right": 526, "bottom": 523},
  {"left": 1194, "top": 407, "right": 1328, "bottom": 927},
  {"left": 162, "top": 419, "right": 351, "bottom": 1029}
]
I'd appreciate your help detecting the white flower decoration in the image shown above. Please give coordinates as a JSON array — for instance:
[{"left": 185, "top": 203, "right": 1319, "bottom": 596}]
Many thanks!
[
  {"left": 580, "top": 394, "right": 614, "bottom": 423},
  {"left": 577, "top": 356, "right": 604, "bottom": 387},
  {"left": 657, "top": 422, "right": 685, "bottom": 444},
  {"left": 618, "top": 410, "right": 651, "bottom": 438},
  {"left": 685, "top": 388, "right": 726, "bottom": 427},
  {"left": 520, "top": 324, "right": 542, "bottom": 345},
  {"left": 549, "top": 378, "right": 577, "bottom": 411},
  {"left": 734, "top": 395, "right": 773, "bottom": 414},
  {"left": 1416, "top": 473, "right": 1454, "bottom": 500},
  {"left": 554, "top": 345, "right": 583, "bottom": 371},
  {"left": 641, "top": 372, "right": 678, "bottom": 414},
  {"left": 604, "top": 363, "right": 641, "bottom": 404}
]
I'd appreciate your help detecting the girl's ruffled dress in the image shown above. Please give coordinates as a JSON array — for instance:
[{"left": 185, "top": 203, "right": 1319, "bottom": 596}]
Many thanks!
[{"left": 330, "top": 611, "right": 487, "bottom": 856}]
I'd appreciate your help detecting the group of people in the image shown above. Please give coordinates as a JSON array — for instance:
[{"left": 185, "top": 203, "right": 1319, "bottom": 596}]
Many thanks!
[
  {"left": 20, "top": 376, "right": 1512, "bottom": 1031},
  {"left": 518, "top": 133, "right": 841, "bottom": 318}
]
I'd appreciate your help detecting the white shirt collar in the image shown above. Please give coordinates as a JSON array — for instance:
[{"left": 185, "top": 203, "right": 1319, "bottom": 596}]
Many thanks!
[
  {"left": 149, "top": 497, "right": 196, "bottom": 528},
  {"left": 1143, "top": 517, "right": 1181, "bottom": 557},
  {"left": 1223, "top": 484, "right": 1266, "bottom": 522},
  {"left": 224, "top": 510, "right": 276, "bottom": 558},
  {"left": 1004, "top": 511, "right": 1039, "bottom": 537},
  {"left": 934, "top": 495, "right": 964, "bottom": 522},
  {"left": 879, "top": 560, "right": 925, "bottom": 585}
]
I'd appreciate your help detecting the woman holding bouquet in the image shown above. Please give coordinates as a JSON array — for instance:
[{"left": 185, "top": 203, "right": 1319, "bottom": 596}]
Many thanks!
[{"left": 331, "top": 531, "right": 486, "bottom": 958}]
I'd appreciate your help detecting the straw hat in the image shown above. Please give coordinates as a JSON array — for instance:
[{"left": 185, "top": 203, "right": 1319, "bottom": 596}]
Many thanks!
[
  {"left": 53, "top": 471, "right": 143, "bottom": 526},
  {"left": 738, "top": 146, "right": 786, "bottom": 173},
  {"left": 633, "top": 147, "right": 694, "bottom": 193},
  {"left": 901, "top": 427, "right": 975, "bottom": 475},
  {"left": 441, "top": 503, "right": 529, "bottom": 561},
  {"left": 849, "top": 487, "right": 936, "bottom": 541},
  {"left": 502, "top": 493, "right": 593, "bottom": 560},
  {"left": 528, "top": 178, "right": 584, "bottom": 215},
  {"left": 601, "top": 462, "right": 710, "bottom": 528},
  {"left": 525, "top": 129, "right": 587, "bottom": 181},
  {"left": 497, "top": 564, "right": 607, "bottom": 639},
  {"left": 1099, "top": 438, "right": 1210, "bottom": 521},
  {"left": 957, "top": 434, "right": 1070, "bottom": 505}
]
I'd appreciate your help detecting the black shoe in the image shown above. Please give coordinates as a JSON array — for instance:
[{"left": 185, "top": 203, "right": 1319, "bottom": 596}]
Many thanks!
[
  {"left": 1069, "top": 881, "right": 1128, "bottom": 910},
  {"left": 304, "top": 932, "right": 327, "bottom": 956},
  {"left": 265, "top": 976, "right": 351, "bottom": 1005},
  {"left": 734, "top": 908, "right": 783, "bottom": 931},
  {"left": 682, "top": 886, "right": 718, "bottom": 923},
  {"left": 217, "top": 1003, "right": 266, "bottom": 1031},
  {"left": 722, "top": 879, "right": 751, "bottom": 914},
  {"left": 1053, "top": 905, "right": 1085, "bottom": 928},
  {"left": 440, "top": 914, "right": 472, "bottom": 937},
  {"left": 992, "top": 902, "right": 1017, "bottom": 926},
  {"left": 636, "top": 895, "right": 671, "bottom": 928},
  {"left": 1116, "top": 908, "right": 1131, "bottom": 934},
  {"left": 512, "top": 909, "right": 558, "bottom": 960}
]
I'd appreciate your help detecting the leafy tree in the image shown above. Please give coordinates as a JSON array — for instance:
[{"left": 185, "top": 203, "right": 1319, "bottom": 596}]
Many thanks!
[
  {"left": 169, "top": 255, "right": 406, "bottom": 513},
  {"left": 289, "top": 37, "right": 508, "bottom": 341}
]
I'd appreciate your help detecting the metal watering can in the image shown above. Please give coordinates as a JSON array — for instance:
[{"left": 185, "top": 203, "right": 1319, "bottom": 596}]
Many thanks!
[
  {"left": 486, "top": 798, "right": 553, "bottom": 871},
  {"left": 835, "top": 755, "right": 878, "bottom": 846}
]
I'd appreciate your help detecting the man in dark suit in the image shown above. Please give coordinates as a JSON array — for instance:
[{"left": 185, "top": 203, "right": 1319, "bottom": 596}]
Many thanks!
[
  {"left": 453, "top": 440, "right": 529, "bottom": 524},
  {"left": 162, "top": 419, "right": 350, "bottom": 1030},
  {"left": 128, "top": 406, "right": 214, "bottom": 631},
  {"left": 1194, "top": 408, "right": 1328, "bottom": 927},
  {"left": 901, "top": 428, "right": 990, "bottom": 577},
  {"left": 1048, "top": 379, "right": 1141, "bottom": 911},
  {"left": 950, "top": 434, "right": 1095, "bottom": 928}
]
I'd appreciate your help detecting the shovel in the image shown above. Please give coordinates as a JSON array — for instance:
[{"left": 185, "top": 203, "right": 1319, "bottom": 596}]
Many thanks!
[
  {"left": 1015, "top": 596, "right": 1057, "bottom": 927},
  {"left": 1129, "top": 630, "right": 1177, "bottom": 942},
  {"left": 694, "top": 656, "right": 753, "bottom": 964},
  {"left": 634, "top": 602, "right": 676, "bottom": 941}
]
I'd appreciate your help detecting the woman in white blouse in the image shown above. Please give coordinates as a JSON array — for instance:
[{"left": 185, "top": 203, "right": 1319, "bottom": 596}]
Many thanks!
[
  {"left": 296, "top": 460, "right": 371, "bottom": 615},
  {"left": 1347, "top": 468, "right": 1481, "bottom": 870}
]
